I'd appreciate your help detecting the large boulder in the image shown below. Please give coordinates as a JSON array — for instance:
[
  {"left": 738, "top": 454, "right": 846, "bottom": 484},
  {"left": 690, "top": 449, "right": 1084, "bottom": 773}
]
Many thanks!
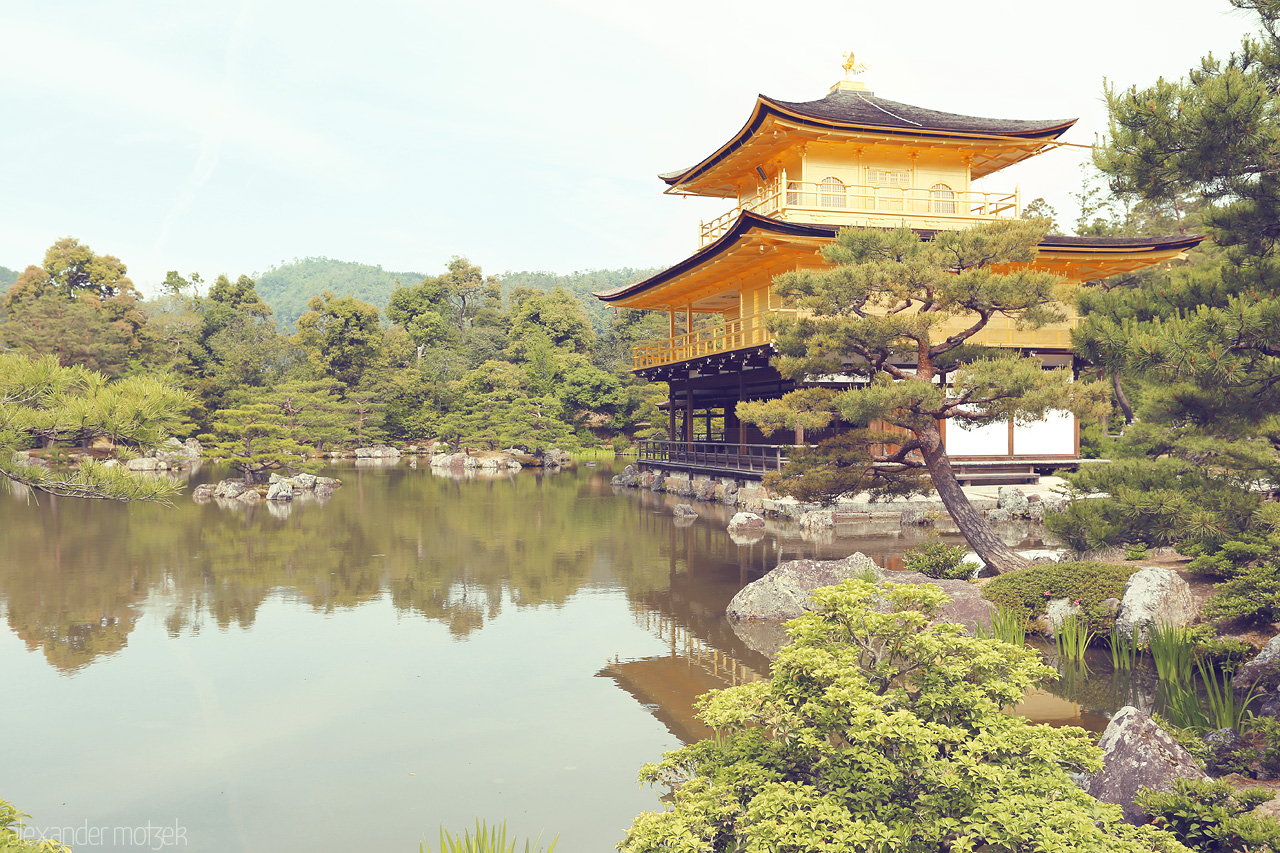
[
  {"left": 191, "top": 483, "right": 215, "bottom": 502},
  {"left": 355, "top": 445, "right": 401, "bottom": 458},
  {"left": 727, "top": 511, "right": 765, "bottom": 532},
  {"left": 266, "top": 480, "right": 294, "bottom": 501},
  {"left": 126, "top": 457, "right": 161, "bottom": 471},
  {"left": 997, "top": 486, "right": 1030, "bottom": 517},
  {"left": 291, "top": 473, "right": 318, "bottom": 491},
  {"left": 1084, "top": 705, "right": 1210, "bottom": 823},
  {"left": 726, "top": 555, "right": 995, "bottom": 657},
  {"left": 1237, "top": 635, "right": 1280, "bottom": 694},
  {"left": 1115, "top": 567, "right": 1197, "bottom": 644},
  {"left": 727, "top": 553, "right": 880, "bottom": 622},
  {"left": 183, "top": 437, "right": 204, "bottom": 460}
]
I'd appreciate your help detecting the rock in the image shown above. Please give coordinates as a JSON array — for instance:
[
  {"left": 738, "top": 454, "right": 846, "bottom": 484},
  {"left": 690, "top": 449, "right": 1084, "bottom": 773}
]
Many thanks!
[
  {"left": 1084, "top": 705, "right": 1210, "bottom": 823},
  {"left": 191, "top": 483, "right": 215, "bottom": 502},
  {"left": 1237, "top": 635, "right": 1280, "bottom": 694},
  {"left": 543, "top": 448, "right": 572, "bottom": 467},
  {"left": 314, "top": 484, "right": 335, "bottom": 499},
  {"left": 237, "top": 489, "right": 261, "bottom": 504},
  {"left": 316, "top": 476, "right": 341, "bottom": 487},
  {"left": 269, "top": 472, "right": 286, "bottom": 484},
  {"left": 266, "top": 481, "right": 294, "bottom": 501},
  {"left": 611, "top": 465, "right": 640, "bottom": 487},
  {"left": 1043, "top": 598, "right": 1084, "bottom": 636},
  {"left": 215, "top": 479, "right": 247, "bottom": 499},
  {"left": 182, "top": 437, "right": 203, "bottom": 459},
  {"left": 673, "top": 504, "right": 698, "bottom": 518},
  {"left": 1101, "top": 597, "right": 1122, "bottom": 614},
  {"left": 649, "top": 475, "right": 665, "bottom": 492},
  {"left": 797, "top": 510, "right": 834, "bottom": 530},
  {"left": 100, "top": 459, "right": 119, "bottom": 468},
  {"left": 126, "top": 457, "right": 160, "bottom": 471},
  {"left": 727, "top": 554, "right": 881, "bottom": 622},
  {"left": 726, "top": 555, "right": 995, "bottom": 650},
  {"left": 1204, "top": 728, "right": 1252, "bottom": 776},
  {"left": 694, "top": 479, "right": 719, "bottom": 502},
  {"left": 1115, "top": 567, "right": 1198, "bottom": 644},
  {"left": 727, "top": 511, "right": 765, "bottom": 532},
  {"left": 986, "top": 508, "right": 1011, "bottom": 523},
  {"left": 899, "top": 506, "right": 935, "bottom": 526},
  {"left": 292, "top": 473, "right": 317, "bottom": 491},
  {"left": 355, "top": 445, "right": 401, "bottom": 458},
  {"left": 997, "top": 486, "right": 1030, "bottom": 517}
]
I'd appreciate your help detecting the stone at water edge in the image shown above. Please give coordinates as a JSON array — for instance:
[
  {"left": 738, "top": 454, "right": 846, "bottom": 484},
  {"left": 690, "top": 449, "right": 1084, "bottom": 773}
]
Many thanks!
[
  {"left": 672, "top": 504, "right": 698, "bottom": 518},
  {"left": 1236, "top": 634, "right": 1280, "bottom": 696},
  {"left": 726, "top": 553, "right": 881, "bottom": 622},
  {"left": 727, "top": 511, "right": 765, "bottom": 531},
  {"left": 266, "top": 480, "right": 294, "bottom": 502},
  {"left": 191, "top": 484, "right": 215, "bottom": 502},
  {"left": 1084, "top": 705, "right": 1210, "bottom": 824},
  {"left": 997, "top": 485, "right": 1030, "bottom": 517},
  {"left": 1115, "top": 566, "right": 1197, "bottom": 644},
  {"left": 1041, "top": 598, "right": 1083, "bottom": 637}
]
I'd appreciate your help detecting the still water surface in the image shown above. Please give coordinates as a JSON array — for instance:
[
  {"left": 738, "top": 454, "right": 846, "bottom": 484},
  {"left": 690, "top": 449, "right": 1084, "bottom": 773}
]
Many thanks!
[{"left": 0, "top": 462, "right": 1106, "bottom": 852}]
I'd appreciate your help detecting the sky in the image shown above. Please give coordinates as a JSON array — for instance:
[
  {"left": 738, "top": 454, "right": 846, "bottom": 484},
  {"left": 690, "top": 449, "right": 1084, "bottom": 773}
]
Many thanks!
[{"left": 0, "top": 0, "right": 1258, "bottom": 296}]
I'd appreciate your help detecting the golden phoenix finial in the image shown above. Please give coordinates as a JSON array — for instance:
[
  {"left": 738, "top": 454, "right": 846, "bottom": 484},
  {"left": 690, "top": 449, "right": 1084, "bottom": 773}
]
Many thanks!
[{"left": 842, "top": 52, "right": 869, "bottom": 78}]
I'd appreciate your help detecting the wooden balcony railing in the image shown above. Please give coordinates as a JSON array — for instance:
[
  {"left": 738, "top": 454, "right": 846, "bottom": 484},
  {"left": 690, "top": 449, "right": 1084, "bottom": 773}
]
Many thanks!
[
  {"left": 699, "top": 177, "right": 1019, "bottom": 248},
  {"left": 632, "top": 310, "right": 1078, "bottom": 370},
  {"left": 636, "top": 440, "right": 794, "bottom": 474},
  {"left": 632, "top": 310, "right": 793, "bottom": 370}
]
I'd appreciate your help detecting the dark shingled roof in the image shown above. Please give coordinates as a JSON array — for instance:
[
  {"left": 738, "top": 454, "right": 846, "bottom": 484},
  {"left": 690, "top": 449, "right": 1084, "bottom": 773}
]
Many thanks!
[
  {"left": 661, "top": 90, "right": 1077, "bottom": 188},
  {"left": 767, "top": 91, "right": 1074, "bottom": 138}
]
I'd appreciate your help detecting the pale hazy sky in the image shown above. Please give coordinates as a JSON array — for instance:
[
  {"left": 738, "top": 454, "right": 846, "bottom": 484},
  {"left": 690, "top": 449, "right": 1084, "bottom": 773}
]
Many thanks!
[{"left": 0, "top": 0, "right": 1255, "bottom": 294}]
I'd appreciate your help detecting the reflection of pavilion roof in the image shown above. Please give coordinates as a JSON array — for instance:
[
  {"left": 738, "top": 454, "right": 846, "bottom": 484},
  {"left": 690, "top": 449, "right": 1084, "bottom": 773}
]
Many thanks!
[
  {"left": 594, "top": 211, "right": 1208, "bottom": 307},
  {"left": 661, "top": 90, "right": 1077, "bottom": 191},
  {"left": 597, "top": 656, "right": 729, "bottom": 744}
]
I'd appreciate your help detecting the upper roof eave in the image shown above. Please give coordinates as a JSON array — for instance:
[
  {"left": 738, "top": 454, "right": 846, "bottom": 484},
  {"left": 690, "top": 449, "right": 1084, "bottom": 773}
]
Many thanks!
[{"left": 660, "top": 93, "right": 1076, "bottom": 190}]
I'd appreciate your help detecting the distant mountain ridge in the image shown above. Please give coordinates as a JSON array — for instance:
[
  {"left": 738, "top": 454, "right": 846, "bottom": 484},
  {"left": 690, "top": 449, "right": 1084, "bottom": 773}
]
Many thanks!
[
  {"left": 253, "top": 257, "right": 658, "bottom": 332},
  {"left": 0, "top": 265, "right": 19, "bottom": 291}
]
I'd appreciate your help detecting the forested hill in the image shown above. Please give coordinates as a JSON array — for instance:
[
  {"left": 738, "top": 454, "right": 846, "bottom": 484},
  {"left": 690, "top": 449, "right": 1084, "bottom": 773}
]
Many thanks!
[
  {"left": 254, "top": 257, "right": 659, "bottom": 333},
  {"left": 254, "top": 257, "right": 426, "bottom": 331},
  {"left": 0, "top": 265, "right": 19, "bottom": 290},
  {"left": 498, "top": 268, "right": 659, "bottom": 333}
]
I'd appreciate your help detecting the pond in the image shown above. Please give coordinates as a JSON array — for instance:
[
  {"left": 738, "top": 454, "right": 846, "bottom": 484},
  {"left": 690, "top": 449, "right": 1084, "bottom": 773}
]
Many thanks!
[{"left": 0, "top": 461, "right": 1126, "bottom": 852}]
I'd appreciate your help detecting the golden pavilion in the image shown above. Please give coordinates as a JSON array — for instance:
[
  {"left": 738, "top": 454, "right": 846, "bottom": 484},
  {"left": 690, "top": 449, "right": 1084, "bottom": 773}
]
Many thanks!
[{"left": 596, "top": 70, "right": 1203, "bottom": 483}]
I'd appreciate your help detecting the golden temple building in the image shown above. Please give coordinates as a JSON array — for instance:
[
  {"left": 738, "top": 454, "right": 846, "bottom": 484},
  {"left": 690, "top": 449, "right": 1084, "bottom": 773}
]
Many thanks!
[{"left": 596, "top": 73, "right": 1203, "bottom": 482}]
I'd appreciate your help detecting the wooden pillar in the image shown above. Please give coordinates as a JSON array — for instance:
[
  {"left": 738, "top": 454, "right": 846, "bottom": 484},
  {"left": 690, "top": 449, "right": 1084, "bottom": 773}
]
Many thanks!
[{"left": 685, "top": 388, "right": 694, "bottom": 445}]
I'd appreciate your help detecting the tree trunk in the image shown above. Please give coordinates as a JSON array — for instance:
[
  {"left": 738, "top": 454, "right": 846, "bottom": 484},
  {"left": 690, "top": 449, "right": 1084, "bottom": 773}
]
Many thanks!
[
  {"left": 1111, "top": 371, "right": 1135, "bottom": 425},
  {"left": 916, "top": 422, "right": 1029, "bottom": 574}
]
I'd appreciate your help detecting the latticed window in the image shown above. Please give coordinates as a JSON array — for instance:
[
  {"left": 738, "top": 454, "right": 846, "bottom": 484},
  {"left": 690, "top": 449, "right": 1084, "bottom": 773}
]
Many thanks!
[
  {"left": 931, "top": 183, "right": 956, "bottom": 214},
  {"left": 819, "top": 176, "right": 846, "bottom": 208},
  {"left": 867, "top": 168, "right": 910, "bottom": 186}
]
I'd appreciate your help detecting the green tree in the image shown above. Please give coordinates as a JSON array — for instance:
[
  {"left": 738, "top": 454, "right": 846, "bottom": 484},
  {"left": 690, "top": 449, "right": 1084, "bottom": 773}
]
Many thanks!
[
  {"left": 0, "top": 354, "right": 189, "bottom": 500},
  {"left": 199, "top": 399, "right": 317, "bottom": 483},
  {"left": 293, "top": 291, "right": 384, "bottom": 389},
  {"left": 737, "top": 221, "right": 1106, "bottom": 573},
  {"left": 439, "top": 256, "right": 501, "bottom": 333},
  {"left": 507, "top": 286, "right": 596, "bottom": 358},
  {"left": 1051, "top": 0, "right": 1280, "bottom": 555},
  {"left": 620, "top": 580, "right": 1185, "bottom": 853}
]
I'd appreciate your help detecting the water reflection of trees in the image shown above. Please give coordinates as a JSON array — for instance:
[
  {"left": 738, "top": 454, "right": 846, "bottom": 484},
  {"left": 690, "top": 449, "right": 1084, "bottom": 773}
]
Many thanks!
[{"left": 0, "top": 465, "right": 680, "bottom": 671}]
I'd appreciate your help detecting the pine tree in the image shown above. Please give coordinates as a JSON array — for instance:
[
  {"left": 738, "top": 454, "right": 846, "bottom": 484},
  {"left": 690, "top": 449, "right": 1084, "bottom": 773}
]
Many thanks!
[{"left": 737, "top": 221, "right": 1106, "bottom": 573}]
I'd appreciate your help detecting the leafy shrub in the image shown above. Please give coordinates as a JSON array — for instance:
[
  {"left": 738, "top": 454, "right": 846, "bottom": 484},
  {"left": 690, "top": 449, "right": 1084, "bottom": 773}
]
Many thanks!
[
  {"left": 1203, "top": 561, "right": 1280, "bottom": 623},
  {"left": 0, "top": 800, "right": 70, "bottom": 852},
  {"left": 1186, "top": 625, "right": 1254, "bottom": 672},
  {"left": 901, "top": 539, "right": 977, "bottom": 580},
  {"left": 620, "top": 580, "right": 1185, "bottom": 853},
  {"left": 1135, "top": 777, "right": 1280, "bottom": 852},
  {"left": 981, "top": 561, "right": 1137, "bottom": 634}
]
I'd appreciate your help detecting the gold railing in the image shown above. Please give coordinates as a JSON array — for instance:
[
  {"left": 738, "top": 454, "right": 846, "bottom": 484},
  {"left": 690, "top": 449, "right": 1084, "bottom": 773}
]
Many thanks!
[
  {"left": 632, "top": 310, "right": 793, "bottom": 370},
  {"left": 632, "top": 310, "right": 1078, "bottom": 370},
  {"left": 698, "top": 180, "right": 1019, "bottom": 248}
]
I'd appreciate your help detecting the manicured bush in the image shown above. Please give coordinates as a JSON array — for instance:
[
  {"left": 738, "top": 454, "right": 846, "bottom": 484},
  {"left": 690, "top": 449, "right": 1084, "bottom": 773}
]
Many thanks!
[
  {"left": 0, "top": 800, "right": 70, "bottom": 852},
  {"left": 620, "top": 580, "right": 1185, "bottom": 853},
  {"left": 1203, "top": 561, "right": 1280, "bottom": 624},
  {"left": 981, "top": 561, "right": 1137, "bottom": 634},
  {"left": 901, "top": 539, "right": 978, "bottom": 580}
]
